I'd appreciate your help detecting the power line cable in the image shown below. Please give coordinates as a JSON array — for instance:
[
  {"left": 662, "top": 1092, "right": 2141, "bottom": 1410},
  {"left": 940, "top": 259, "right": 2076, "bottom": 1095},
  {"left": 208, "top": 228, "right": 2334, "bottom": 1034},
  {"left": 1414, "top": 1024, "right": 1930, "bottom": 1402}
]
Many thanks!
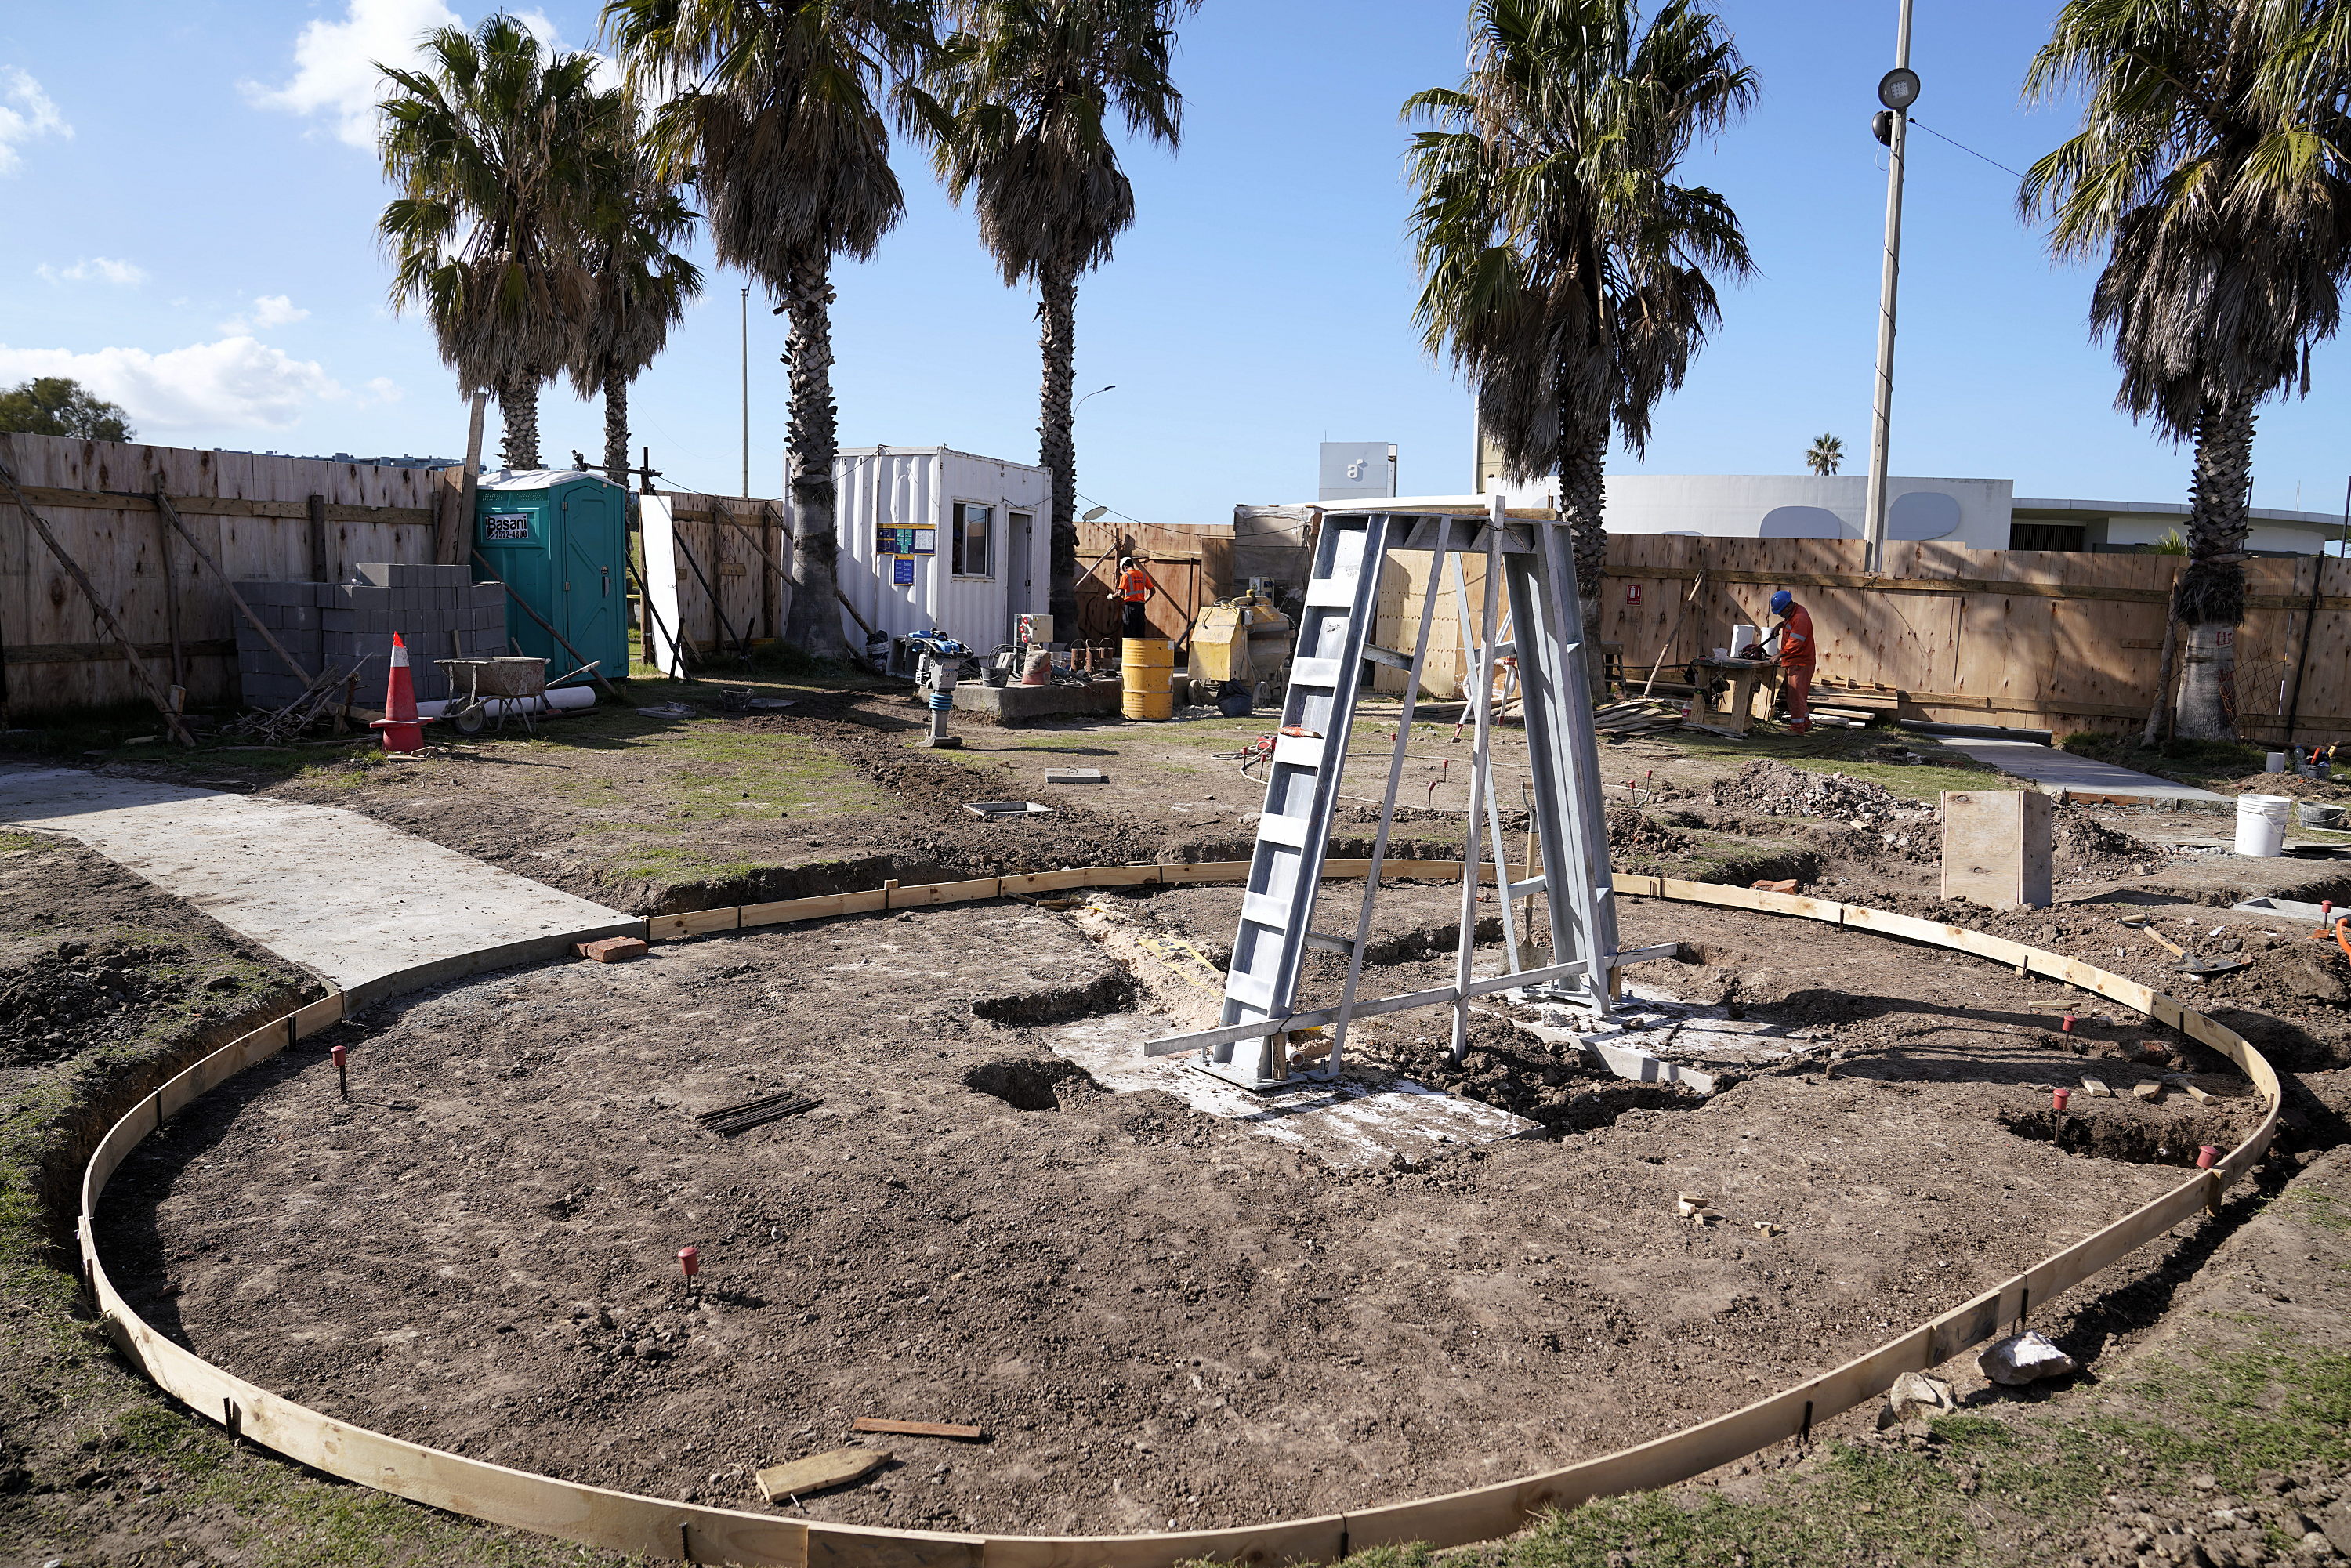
[{"left": 1906, "top": 116, "right": 2028, "bottom": 180}]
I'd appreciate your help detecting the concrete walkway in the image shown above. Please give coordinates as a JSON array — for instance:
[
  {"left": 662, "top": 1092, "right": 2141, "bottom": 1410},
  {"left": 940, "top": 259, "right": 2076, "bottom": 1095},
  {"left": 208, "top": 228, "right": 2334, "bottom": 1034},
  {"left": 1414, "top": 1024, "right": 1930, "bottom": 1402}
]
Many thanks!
[
  {"left": 1933, "top": 737, "right": 2230, "bottom": 805},
  {"left": 0, "top": 766, "right": 636, "bottom": 1004}
]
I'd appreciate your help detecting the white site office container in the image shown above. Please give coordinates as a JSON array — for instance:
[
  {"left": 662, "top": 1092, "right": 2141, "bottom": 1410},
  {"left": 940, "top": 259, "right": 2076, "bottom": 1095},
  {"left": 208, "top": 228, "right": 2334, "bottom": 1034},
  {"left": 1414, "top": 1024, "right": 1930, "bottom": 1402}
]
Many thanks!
[{"left": 835, "top": 446, "right": 1051, "bottom": 655}]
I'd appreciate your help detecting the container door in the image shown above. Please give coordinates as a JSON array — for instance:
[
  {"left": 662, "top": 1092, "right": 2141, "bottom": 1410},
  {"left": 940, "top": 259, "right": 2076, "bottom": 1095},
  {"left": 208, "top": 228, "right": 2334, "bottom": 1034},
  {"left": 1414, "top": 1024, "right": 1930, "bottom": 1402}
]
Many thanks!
[
  {"left": 478, "top": 492, "right": 553, "bottom": 664},
  {"left": 1007, "top": 512, "right": 1033, "bottom": 640},
  {"left": 557, "top": 485, "right": 622, "bottom": 683}
]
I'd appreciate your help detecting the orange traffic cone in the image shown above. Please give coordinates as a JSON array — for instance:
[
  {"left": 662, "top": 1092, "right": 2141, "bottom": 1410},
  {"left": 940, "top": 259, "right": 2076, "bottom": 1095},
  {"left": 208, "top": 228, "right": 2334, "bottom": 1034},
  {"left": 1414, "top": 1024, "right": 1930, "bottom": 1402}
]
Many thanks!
[{"left": 370, "top": 631, "right": 430, "bottom": 753}]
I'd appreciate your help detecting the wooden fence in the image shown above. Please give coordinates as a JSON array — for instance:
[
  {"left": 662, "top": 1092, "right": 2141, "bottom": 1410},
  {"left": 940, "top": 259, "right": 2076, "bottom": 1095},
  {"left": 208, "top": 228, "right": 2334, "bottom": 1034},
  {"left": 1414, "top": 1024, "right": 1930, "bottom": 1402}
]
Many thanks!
[
  {"left": 654, "top": 494, "right": 791, "bottom": 657},
  {"left": 1591, "top": 536, "right": 2351, "bottom": 744},
  {"left": 0, "top": 431, "right": 803, "bottom": 711},
  {"left": 1364, "top": 530, "right": 2351, "bottom": 744},
  {"left": 0, "top": 432, "right": 456, "bottom": 714}
]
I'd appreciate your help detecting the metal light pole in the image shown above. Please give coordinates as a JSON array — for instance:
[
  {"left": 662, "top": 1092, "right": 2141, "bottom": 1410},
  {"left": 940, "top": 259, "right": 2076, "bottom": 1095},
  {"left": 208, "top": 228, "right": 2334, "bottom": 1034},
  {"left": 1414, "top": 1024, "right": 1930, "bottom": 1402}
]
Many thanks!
[
  {"left": 738, "top": 287, "right": 748, "bottom": 496},
  {"left": 1863, "top": 3, "right": 1919, "bottom": 574}
]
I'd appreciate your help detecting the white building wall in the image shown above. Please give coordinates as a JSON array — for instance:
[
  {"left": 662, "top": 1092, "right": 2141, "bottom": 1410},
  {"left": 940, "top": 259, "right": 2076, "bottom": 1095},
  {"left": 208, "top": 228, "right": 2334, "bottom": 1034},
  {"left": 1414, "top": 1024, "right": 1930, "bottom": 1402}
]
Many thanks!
[
  {"left": 832, "top": 446, "right": 1049, "bottom": 654},
  {"left": 1485, "top": 473, "right": 2015, "bottom": 549}
]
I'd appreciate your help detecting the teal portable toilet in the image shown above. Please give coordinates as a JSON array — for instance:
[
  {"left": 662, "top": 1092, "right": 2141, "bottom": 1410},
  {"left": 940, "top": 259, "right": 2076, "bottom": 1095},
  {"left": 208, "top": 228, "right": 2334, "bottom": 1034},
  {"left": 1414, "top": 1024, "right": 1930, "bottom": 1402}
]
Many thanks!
[{"left": 474, "top": 470, "right": 629, "bottom": 685}]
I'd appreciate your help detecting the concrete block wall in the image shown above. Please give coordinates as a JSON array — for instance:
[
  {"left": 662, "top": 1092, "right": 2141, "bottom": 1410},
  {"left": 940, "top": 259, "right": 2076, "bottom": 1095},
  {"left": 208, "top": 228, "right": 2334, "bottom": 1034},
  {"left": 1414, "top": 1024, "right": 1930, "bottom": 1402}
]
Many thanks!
[{"left": 233, "top": 565, "right": 509, "bottom": 711}]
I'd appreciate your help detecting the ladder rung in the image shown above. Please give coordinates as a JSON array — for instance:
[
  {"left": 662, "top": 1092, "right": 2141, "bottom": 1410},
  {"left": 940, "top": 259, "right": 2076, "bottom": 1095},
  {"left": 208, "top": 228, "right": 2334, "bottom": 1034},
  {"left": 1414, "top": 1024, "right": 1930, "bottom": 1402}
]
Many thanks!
[
  {"left": 1361, "top": 643, "right": 1412, "bottom": 672},
  {"left": 1291, "top": 656, "right": 1346, "bottom": 688},
  {"left": 1240, "top": 890, "right": 1294, "bottom": 929},
  {"left": 1304, "top": 929, "right": 1357, "bottom": 954},
  {"left": 1271, "top": 735, "right": 1328, "bottom": 768},
  {"left": 1225, "top": 972, "right": 1277, "bottom": 1011},
  {"left": 1256, "top": 813, "right": 1310, "bottom": 848},
  {"left": 1303, "top": 581, "right": 1358, "bottom": 607}
]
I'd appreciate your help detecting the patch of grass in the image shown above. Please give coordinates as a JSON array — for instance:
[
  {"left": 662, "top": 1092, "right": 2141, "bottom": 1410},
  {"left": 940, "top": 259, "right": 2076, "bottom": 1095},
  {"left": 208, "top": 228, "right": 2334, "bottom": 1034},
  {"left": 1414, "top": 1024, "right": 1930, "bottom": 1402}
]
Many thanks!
[
  {"left": 0, "top": 830, "right": 54, "bottom": 854},
  {"left": 601, "top": 843, "right": 777, "bottom": 885}
]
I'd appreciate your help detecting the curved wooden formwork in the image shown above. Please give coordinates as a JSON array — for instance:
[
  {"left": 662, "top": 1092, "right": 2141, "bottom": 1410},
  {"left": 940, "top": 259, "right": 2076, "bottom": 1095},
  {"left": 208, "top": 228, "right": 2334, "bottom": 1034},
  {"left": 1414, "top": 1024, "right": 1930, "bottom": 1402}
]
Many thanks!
[{"left": 78, "top": 869, "right": 2284, "bottom": 1567}]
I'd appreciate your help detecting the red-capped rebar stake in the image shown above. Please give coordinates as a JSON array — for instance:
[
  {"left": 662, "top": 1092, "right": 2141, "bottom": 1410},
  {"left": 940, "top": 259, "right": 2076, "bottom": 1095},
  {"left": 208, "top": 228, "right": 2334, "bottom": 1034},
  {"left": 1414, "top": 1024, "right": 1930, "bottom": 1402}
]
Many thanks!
[
  {"left": 331, "top": 1042, "right": 348, "bottom": 1101},
  {"left": 2314, "top": 900, "right": 2335, "bottom": 940},
  {"left": 2060, "top": 1011, "right": 2076, "bottom": 1034},
  {"left": 2052, "top": 1086, "right": 2070, "bottom": 1112},
  {"left": 678, "top": 1245, "right": 700, "bottom": 1285},
  {"left": 2196, "top": 1144, "right": 2219, "bottom": 1170}
]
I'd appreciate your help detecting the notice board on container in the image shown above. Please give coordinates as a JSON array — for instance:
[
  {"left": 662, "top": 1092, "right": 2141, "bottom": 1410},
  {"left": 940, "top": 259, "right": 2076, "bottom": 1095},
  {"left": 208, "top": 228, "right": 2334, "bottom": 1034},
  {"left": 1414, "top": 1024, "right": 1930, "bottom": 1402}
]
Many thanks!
[{"left": 876, "top": 526, "right": 935, "bottom": 556}]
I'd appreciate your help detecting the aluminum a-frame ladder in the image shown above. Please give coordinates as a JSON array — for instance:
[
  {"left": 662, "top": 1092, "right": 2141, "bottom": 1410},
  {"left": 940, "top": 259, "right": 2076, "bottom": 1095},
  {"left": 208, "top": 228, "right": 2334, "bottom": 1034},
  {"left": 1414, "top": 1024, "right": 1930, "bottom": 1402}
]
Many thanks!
[{"left": 1146, "top": 496, "right": 1663, "bottom": 1089}]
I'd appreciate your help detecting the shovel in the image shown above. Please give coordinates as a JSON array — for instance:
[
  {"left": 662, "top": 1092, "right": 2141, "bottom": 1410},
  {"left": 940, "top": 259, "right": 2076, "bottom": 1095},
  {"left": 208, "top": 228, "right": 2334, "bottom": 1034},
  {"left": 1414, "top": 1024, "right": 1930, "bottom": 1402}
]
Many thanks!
[{"left": 2175, "top": 952, "right": 2253, "bottom": 977}]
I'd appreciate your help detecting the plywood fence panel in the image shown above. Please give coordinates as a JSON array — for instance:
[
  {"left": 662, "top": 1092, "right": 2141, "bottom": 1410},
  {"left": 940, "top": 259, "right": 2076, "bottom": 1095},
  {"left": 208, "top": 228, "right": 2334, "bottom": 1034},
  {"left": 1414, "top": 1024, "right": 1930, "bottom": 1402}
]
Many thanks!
[{"left": 1, "top": 433, "right": 444, "bottom": 714}]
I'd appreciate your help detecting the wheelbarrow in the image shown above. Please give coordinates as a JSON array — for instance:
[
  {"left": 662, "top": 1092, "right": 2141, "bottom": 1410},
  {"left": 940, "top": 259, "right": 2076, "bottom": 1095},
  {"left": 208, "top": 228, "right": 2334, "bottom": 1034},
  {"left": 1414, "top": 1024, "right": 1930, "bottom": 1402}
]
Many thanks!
[{"left": 434, "top": 655, "right": 550, "bottom": 736}]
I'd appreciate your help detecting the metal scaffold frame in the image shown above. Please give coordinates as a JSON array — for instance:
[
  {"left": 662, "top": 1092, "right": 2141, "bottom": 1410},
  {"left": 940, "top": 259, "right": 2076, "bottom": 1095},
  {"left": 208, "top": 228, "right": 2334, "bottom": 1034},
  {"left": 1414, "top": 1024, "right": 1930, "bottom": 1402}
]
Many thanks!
[{"left": 1145, "top": 496, "right": 1662, "bottom": 1090}]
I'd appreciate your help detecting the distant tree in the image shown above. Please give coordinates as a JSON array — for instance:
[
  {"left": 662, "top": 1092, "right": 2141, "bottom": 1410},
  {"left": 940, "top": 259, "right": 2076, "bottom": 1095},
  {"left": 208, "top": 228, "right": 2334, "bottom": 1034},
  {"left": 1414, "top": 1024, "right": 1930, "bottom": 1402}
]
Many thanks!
[
  {"left": 378, "top": 16, "right": 610, "bottom": 470},
  {"left": 907, "top": 0, "right": 1197, "bottom": 633},
  {"left": 1804, "top": 433, "right": 1842, "bottom": 476},
  {"left": 1407, "top": 0, "right": 1757, "bottom": 628},
  {"left": 0, "top": 377, "right": 134, "bottom": 442},
  {"left": 607, "top": 0, "right": 937, "bottom": 661},
  {"left": 567, "top": 95, "right": 704, "bottom": 487},
  {"left": 2023, "top": 0, "right": 2351, "bottom": 739}
]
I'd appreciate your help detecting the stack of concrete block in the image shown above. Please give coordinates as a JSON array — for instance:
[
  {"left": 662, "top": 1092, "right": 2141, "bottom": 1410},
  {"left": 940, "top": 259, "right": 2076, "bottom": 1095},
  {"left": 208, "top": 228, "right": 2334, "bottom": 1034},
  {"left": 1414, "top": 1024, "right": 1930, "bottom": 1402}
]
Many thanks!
[{"left": 234, "top": 563, "right": 509, "bottom": 711}]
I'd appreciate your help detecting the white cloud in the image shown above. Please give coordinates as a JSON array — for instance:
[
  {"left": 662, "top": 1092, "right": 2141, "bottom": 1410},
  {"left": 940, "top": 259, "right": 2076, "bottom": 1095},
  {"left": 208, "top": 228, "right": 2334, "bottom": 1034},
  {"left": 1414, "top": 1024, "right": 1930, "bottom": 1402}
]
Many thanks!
[
  {"left": 0, "top": 336, "right": 345, "bottom": 430},
  {"left": 242, "top": 0, "right": 460, "bottom": 149},
  {"left": 362, "top": 376, "right": 404, "bottom": 405},
  {"left": 219, "top": 293, "right": 310, "bottom": 333},
  {"left": 0, "top": 68, "right": 71, "bottom": 176},
  {"left": 243, "top": 0, "right": 614, "bottom": 150},
  {"left": 36, "top": 255, "right": 147, "bottom": 286}
]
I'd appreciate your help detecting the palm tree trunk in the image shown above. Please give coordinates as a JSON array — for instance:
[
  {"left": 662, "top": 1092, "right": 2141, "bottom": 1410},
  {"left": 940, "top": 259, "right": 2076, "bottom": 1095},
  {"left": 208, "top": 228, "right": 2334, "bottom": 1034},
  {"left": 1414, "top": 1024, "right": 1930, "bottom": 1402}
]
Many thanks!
[
  {"left": 2172, "top": 397, "right": 2256, "bottom": 741},
  {"left": 1037, "top": 261, "right": 1081, "bottom": 636},
  {"left": 601, "top": 360, "right": 629, "bottom": 487},
  {"left": 1558, "top": 423, "right": 1609, "bottom": 643},
  {"left": 780, "top": 253, "right": 849, "bottom": 661},
  {"left": 498, "top": 375, "right": 542, "bottom": 471}
]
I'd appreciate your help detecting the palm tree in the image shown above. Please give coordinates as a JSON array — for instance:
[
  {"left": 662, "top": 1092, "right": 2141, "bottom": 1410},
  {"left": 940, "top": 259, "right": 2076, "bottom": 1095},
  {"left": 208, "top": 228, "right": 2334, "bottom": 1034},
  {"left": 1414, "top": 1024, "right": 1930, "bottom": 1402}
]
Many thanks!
[
  {"left": 379, "top": 16, "right": 608, "bottom": 470},
  {"left": 1804, "top": 433, "right": 1842, "bottom": 476},
  {"left": 605, "top": 0, "right": 936, "bottom": 660},
  {"left": 1406, "top": 0, "right": 1755, "bottom": 625},
  {"left": 2023, "top": 0, "right": 2351, "bottom": 740},
  {"left": 906, "top": 1, "right": 1194, "bottom": 633},
  {"left": 567, "top": 97, "right": 704, "bottom": 486}
]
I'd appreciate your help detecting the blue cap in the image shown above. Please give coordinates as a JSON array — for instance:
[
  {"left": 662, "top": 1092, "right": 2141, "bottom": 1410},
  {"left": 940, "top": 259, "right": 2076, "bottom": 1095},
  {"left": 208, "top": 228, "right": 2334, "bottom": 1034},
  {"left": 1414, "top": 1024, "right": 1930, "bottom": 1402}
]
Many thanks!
[{"left": 1770, "top": 589, "right": 1793, "bottom": 614}]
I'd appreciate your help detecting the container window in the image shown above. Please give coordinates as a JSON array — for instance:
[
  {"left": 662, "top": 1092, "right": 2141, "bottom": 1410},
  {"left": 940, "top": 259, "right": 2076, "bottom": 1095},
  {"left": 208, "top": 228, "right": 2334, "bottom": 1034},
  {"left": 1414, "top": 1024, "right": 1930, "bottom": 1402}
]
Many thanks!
[{"left": 952, "top": 502, "right": 994, "bottom": 578}]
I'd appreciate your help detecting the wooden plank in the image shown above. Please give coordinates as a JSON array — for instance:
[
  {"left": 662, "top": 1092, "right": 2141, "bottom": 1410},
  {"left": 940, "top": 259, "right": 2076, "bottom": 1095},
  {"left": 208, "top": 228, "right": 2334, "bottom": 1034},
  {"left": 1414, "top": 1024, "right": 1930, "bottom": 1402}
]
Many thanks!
[
  {"left": 13, "top": 483, "right": 433, "bottom": 526},
  {"left": 756, "top": 1448, "right": 891, "bottom": 1501},
  {"left": 4, "top": 637, "right": 236, "bottom": 665},
  {"left": 849, "top": 1418, "right": 986, "bottom": 1440},
  {"left": 741, "top": 891, "right": 890, "bottom": 929}
]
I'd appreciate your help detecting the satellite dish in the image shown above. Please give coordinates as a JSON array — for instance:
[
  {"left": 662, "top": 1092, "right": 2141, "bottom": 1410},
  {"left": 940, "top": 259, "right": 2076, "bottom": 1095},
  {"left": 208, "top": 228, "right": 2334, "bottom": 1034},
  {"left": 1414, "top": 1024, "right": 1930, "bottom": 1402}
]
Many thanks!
[
  {"left": 1878, "top": 67, "right": 1921, "bottom": 111},
  {"left": 1081, "top": 505, "right": 1109, "bottom": 522}
]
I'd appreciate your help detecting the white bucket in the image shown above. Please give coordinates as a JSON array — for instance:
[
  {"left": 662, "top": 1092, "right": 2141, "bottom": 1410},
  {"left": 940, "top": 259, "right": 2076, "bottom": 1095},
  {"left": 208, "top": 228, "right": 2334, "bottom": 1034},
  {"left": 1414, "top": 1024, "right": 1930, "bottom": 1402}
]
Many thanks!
[
  {"left": 2235, "top": 794, "right": 2292, "bottom": 857},
  {"left": 1730, "top": 624, "right": 1762, "bottom": 657},
  {"left": 2266, "top": 751, "right": 2288, "bottom": 772}
]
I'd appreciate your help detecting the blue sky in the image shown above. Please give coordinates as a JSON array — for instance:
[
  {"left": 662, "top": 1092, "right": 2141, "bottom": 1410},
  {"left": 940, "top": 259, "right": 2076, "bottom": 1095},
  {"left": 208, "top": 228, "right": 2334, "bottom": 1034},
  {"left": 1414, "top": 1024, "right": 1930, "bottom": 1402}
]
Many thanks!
[{"left": 2, "top": 0, "right": 2346, "bottom": 523}]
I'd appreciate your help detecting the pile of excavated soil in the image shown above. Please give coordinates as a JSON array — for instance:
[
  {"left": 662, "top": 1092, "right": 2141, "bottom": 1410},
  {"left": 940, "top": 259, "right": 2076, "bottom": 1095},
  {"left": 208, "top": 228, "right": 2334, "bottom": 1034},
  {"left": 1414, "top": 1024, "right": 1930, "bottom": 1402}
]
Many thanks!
[
  {"left": 2053, "top": 807, "right": 2164, "bottom": 871},
  {"left": 1707, "top": 760, "right": 1936, "bottom": 827},
  {"left": 0, "top": 940, "right": 207, "bottom": 1067},
  {"left": 2213, "top": 770, "right": 2351, "bottom": 802},
  {"left": 1607, "top": 806, "right": 1697, "bottom": 859}
]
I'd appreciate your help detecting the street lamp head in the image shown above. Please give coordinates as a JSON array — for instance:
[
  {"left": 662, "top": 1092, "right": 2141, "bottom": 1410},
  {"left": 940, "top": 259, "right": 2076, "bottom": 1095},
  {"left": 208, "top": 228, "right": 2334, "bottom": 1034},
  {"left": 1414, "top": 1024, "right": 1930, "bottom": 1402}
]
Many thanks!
[
  {"left": 1082, "top": 505, "right": 1109, "bottom": 521},
  {"left": 1878, "top": 67, "right": 1920, "bottom": 111}
]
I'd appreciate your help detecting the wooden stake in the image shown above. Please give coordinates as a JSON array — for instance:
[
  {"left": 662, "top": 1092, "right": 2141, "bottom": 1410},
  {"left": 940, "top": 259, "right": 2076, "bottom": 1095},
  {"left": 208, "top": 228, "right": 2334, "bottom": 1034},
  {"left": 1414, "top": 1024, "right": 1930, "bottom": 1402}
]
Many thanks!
[{"left": 0, "top": 459, "right": 195, "bottom": 746}]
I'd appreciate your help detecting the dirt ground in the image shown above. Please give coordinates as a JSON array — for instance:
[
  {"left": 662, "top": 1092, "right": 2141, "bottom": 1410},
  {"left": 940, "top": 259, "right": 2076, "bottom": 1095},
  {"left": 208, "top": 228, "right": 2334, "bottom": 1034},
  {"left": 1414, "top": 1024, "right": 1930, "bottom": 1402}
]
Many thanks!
[
  {"left": 104, "top": 871, "right": 2291, "bottom": 1536},
  {"left": 17, "top": 672, "right": 2351, "bottom": 1565}
]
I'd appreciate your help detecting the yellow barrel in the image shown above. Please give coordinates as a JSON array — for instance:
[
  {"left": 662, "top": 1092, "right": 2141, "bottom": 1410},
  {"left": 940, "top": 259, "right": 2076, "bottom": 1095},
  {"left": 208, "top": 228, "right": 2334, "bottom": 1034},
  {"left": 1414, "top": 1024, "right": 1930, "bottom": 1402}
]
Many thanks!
[{"left": 1121, "top": 637, "right": 1174, "bottom": 719}]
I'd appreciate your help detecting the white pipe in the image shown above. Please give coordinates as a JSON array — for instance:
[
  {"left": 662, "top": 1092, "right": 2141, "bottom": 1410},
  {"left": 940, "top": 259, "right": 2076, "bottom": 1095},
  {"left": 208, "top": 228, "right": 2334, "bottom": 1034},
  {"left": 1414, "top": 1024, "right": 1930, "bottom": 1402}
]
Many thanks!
[{"left": 415, "top": 686, "right": 596, "bottom": 720}]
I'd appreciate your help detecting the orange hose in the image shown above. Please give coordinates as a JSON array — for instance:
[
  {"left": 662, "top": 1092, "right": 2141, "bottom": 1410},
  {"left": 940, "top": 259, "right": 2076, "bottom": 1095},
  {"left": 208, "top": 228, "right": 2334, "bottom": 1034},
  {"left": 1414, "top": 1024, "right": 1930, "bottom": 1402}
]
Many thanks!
[{"left": 2332, "top": 916, "right": 2351, "bottom": 965}]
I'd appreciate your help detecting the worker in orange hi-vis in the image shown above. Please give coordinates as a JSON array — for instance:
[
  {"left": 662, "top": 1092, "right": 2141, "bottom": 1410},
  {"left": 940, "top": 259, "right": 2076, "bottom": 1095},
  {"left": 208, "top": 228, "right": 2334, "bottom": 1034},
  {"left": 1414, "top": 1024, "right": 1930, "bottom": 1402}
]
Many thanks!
[
  {"left": 1762, "top": 588, "right": 1816, "bottom": 733},
  {"left": 1110, "top": 556, "right": 1156, "bottom": 639}
]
